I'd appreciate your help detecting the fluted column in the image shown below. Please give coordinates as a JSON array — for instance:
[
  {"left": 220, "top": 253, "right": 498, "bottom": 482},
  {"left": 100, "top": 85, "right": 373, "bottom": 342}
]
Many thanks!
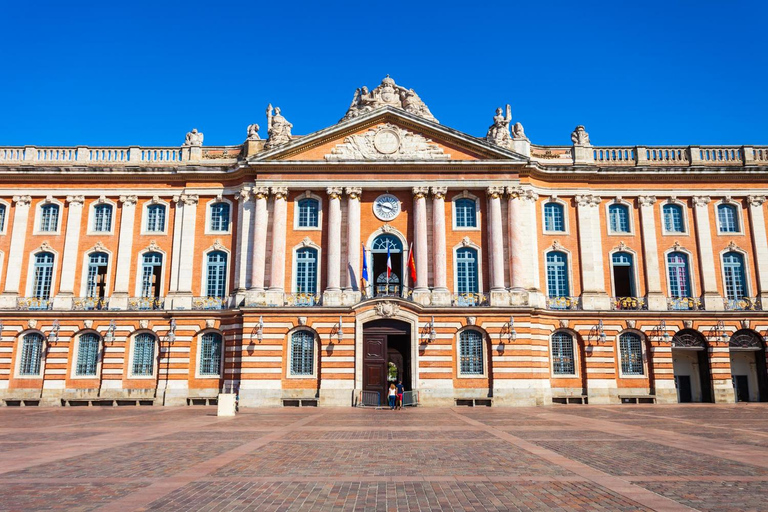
[
  {"left": 412, "top": 187, "right": 430, "bottom": 304},
  {"left": 249, "top": 187, "right": 270, "bottom": 292},
  {"left": 576, "top": 193, "right": 610, "bottom": 310},
  {"left": 53, "top": 195, "right": 85, "bottom": 309},
  {"left": 233, "top": 186, "right": 252, "bottom": 294},
  {"left": 343, "top": 187, "right": 362, "bottom": 305},
  {"left": 0, "top": 195, "right": 32, "bottom": 308},
  {"left": 431, "top": 187, "right": 450, "bottom": 305},
  {"left": 638, "top": 196, "right": 665, "bottom": 310},
  {"left": 748, "top": 195, "right": 768, "bottom": 303},
  {"left": 324, "top": 187, "right": 343, "bottom": 306},
  {"left": 110, "top": 195, "right": 137, "bottom": 310},
  {"left": 507, "top": 186, "right": 540, "bottom": 306},
  {"left": 487, "top": 186, "right": 508, "bottom": 306},
  {"left": 692, "top": 196, "right": 722, "bottom": 310},
  {"left": 267, "top": 187, "right": 288, "bottom": 304}
]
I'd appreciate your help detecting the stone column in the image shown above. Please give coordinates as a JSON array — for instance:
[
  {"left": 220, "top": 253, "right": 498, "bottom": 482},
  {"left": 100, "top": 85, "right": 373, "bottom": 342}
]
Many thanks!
[
  {"left": 412, "top": 187, "right": 430, "bottom": 304},
  {"left": 748, "top": 195, "right": 768, "bottom": 303},
  {"left": 324, "top": 187, "right": 343, "bottom": 306},
  {"left": 169, "top": 194, "right": 198, "bottom": 309},
  {"left": 0, "top": 195, "right": 32, "bottom": 308},
  {"left": 266, "top": 187, "right": 288, "bottom": 305},
  {"left": 343, "top": 187, "right": 362, "bottom": 305},
  {"left": 233, "top": 187, "right": 252, "bottom": 301},
  {"left": 53, "top": 195, "right": 85, "bottom": 309},
  {"left": 249, "top": 187, "right": 270, "bottom": 296},
  {"left": 692, "top": 196, "right": 722, "bottom": 310},
  {"left": 110, "top": 195, "right": 138, "bottom": 310},
  {"left": 638, "top": 196, "right": 665, "bottom": 310},
  {"left": 431, "top": 187, "right": 450, "bottom": 305},
  {"left": 487, "top": 186, "right": 509, "bottom": 306},
  {"left": 507, "top": 186, "right": 540, "bottom": 306},
  {"left": 576, "top": 193, "right": 610, "bottom": 310}
]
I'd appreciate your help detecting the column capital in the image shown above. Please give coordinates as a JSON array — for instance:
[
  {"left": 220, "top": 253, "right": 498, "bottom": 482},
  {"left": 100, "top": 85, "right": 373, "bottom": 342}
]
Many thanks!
[
  {"left": 345, "top": 187, "right": 362, "bottom": 200},
  {"left": 65, "top": 195, "right": 85, "bottom": 206},
  {"left": 271, "top": 187, "right": 288, "bottom": 199},
  {"left": 692, "top": 195, "right": 711, "bottom": 207},
  {"left": 430, "top": 186, "right": 447, "bottom": 199},
  {"left": 637, "top": 195, "right": 657, "bottom": 207},
  {"left": 326, "top": 186, "right": 343, "bottom": 199},
  {"left": 575, "top": 193, "right": 601, "bottom": 207},
  {"left": 507, "top": 186, "right": 538, "bottom": 201},
  {"left": 486, "top": 186, "right": 505, "bottom": 199},
  {"left": 173, "top": 193, "right": 199, "bottom": 205},
  {"left": 12, "top": 195, "right": 31, "bottom": 206},
  {"left": 253, "top": 186, "right": 270, "bottom": 199},
  {"left": 235, "top": 186, "right": 252, "bottom": 201},
  {"left": 412, "top": 186, "right": 430, "bottom": 199},
  {"left": 748, "top": 195, "right": 767, "bottom": 207},
  {"left": 119, "top": 195, "right": 138, "bottom": 206}
]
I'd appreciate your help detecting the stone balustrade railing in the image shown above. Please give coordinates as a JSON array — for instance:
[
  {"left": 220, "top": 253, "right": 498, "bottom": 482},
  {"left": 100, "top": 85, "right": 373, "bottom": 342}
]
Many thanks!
[
  {"left": 593, "top": 145, "right": 768, "bottom": 167},
  {"left": 0, "top": 145, "right": 242, "bottom": 165}
]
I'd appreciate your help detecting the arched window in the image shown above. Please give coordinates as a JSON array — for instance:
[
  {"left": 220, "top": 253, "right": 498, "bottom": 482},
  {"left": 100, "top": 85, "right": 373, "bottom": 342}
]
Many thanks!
[
  {"left": 86, "top": 252, "right": 109, "bottom": 300},
  {"left": 372, "top": 234, "right": 402, "bottom": 251},
  {"left": 0, "top": 203, "right": 6, "bottom": 231},
  {"left": 619, "top": 332, "right": 644, "bottom": 375},
  {"left": 290, "top": 330, "right": 314, "bottom": 376},
  {"left": 371, "top": 235, "right": 403, "bottom": 297},
  {"left": 199, "top": 332, "right": 222, "bottom": 376},
  {"left": 663, "top": 204, "right": 684, "bottom": 233},
  {"left": 146, "top": 204, "right": 166, "bottom": 232},
  {"left": 611, "top": 252, "right": 635, "bottom": 297},
  {"left": 454, "top": 198, "right": 477, "bottom": 228},
  {"left": 75, "top": 333, "right": 100, "bottom": 376},
  {"left": 459, "top": 330, "right": 484, "bottom": 375},
  {"left": 667, "top": 252, "right": 691, "bottom": 298},
  {"left": 209, "top": 202, "right": 230, "bottom": 232},
  {"left": 295, "top": 247, "right": 317, "bottom": 294},
  {"left": 297, "top": 198, "right": 319, "bottom": 228},
  {"left": 33, "top": 252, "right": 54, "bottom": 300},
  {"left": 141, "top": 252, "right": 163, "bottom": 299},
  {"left": 551, "top": 332, "right": 575, "bottom": 375},
  {"left": 718, "top": 204, "right": 739, "bottom": 233},
  {"left": 546, "top": 251, "right": 569, "bottom": 298},
  {"left": 92, "top": 204, "right": 113, "bottom": 232},
  {"left": 544, "top": 202, "right": 565, "bottom": 232},
  {"left": 19, "top": 333, "right": 44, "bottom": 376},
  {"left": 39, "top": 204, "right": 59, "bottom": 232},
  {"left": 132, "top": 333, "right": 156, "bottom": 376},
  {"left": 608, "top": 204, "right": 630, "bottom": 233},
  {"left": 206, "top": 251, "right": 227, "bottom": 298},
  {"left": 455, "top": 248, "right": 478, "bottom": 294},
  {"left": 723, "top": 251, "right": 747, "bottom": 300}
]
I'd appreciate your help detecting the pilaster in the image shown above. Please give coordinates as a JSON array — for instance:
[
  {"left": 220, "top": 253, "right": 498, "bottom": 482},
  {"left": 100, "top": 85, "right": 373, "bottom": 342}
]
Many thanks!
[
  {"left": 110, "top": 195, "right": 137, "bottom": 310},
  {"left": 747, "top": 195, "right": 768, "bottom": 303},
  {"left": 0, "top": 195, "right": 32, "bottom": 308},
  {"left": 168, "top": 193, "right": 198, "bottom": 310},
  {"left": 53, "top": 195, "right": 85, "bottom": 310},
  {"left": 576, "top": 193, "right": 610, "bottom": 310},
  {"left": 638, "top": 196, "right": 666, "bottom": 310},
  {"left": 233, "top": 187, "right": 253, "bottom": 304},
  {"left": 692, "top": 196, "right": 722, "bottom": 310}
]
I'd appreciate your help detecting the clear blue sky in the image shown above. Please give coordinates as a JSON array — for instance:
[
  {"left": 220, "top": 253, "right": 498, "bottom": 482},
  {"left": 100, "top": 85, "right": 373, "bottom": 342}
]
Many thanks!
[{"left": 1, "top": 1, "right": 766, "bottom": 147}]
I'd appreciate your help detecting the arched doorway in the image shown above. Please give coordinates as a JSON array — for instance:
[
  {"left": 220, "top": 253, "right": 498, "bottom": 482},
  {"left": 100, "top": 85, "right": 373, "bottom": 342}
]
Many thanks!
[
  {"left": 362, "top": 319, "right": 412, "bottom": 402},
  {"left": 729, "top": 330, "right": 768, "bottom": 402},
  {"left": 369, "top": 234, "right": 403, "bottom": 298},
  {"left": 671, "top": 329, "right": 713, "bottom": 403}
]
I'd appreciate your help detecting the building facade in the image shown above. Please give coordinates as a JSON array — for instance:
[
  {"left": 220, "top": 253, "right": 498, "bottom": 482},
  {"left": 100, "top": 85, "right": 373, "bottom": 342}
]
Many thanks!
[{"left": 1, "top": 76, "right": 767, "bottom": 407}]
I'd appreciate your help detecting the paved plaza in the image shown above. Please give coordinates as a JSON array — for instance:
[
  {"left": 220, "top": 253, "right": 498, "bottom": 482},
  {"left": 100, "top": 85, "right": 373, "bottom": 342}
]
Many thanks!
[{"left": 1, "top": 405, "right": 768, "bottom": 511}]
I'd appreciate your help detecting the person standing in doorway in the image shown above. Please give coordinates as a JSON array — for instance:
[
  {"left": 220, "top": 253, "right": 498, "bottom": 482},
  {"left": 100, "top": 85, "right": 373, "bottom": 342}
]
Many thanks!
[
  {"left": 388, "top": 383, "right": 397, "bottom": 410},
  {"left": 396, "top": 380, "right": 404, "bottom": 410}
]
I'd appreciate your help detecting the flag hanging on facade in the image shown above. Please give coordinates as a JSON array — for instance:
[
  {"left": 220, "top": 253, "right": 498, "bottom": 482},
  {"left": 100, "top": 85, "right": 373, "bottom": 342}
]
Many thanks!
[
  {"left": 408, "top": 242, "right": 417, "bottom": 285},
  {"left": 361, "top": 243, "right": 369, "bottom": 295},
  {"left": 386, "top": 244, "right": 392, "bottom": 280}
]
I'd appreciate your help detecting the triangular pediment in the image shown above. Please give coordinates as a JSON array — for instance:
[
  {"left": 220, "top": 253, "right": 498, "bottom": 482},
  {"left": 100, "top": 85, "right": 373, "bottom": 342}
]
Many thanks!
[{"left": 249, "top": 107, "right": 528, "bottom": 163}]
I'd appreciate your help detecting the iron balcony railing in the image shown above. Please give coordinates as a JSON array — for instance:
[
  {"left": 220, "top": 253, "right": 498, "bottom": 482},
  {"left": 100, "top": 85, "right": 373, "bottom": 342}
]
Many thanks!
[
  {"left": 611, "top": 296, "right": 648, "bottom": 311},
  {"left": 191, "top": 296, "right": 229, "bottom": 310},
  {"left": 128, "top": 297, "right": 165, "bottom": 310},
  {"left": 17, "top": 297, "right": 52, "bottom": 310},
  {"left": 667, "top": 296, "right": 703, "bottom": 311},
  {"left": 724, "top": 297, "right": 762, "bottom": 311},
  {"left": 284, "top": 293, "right": 321, "bottom": 307},
  {"left": 451, "top": 292, "right": 489, "bottom": 307},
  {"left": 546, "top": 296, "right": 582, "bottom": 310},
  {"left": 72, "top": 297, "right": 110, "bottom": 310}
]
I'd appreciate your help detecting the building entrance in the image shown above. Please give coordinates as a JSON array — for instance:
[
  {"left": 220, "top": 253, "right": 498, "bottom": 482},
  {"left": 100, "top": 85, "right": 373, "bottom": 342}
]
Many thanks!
[
  {"left": 671, "top": 329, "right": 714, "bottom": 403},
  {"left": 362, "top": 319, "right": 412, "bottom": 403}
]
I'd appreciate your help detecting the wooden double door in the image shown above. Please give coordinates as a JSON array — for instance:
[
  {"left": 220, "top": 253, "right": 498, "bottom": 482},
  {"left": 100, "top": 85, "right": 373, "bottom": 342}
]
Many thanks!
[{"left": 363, "top": 320, "right": 411, "bottom": 402}]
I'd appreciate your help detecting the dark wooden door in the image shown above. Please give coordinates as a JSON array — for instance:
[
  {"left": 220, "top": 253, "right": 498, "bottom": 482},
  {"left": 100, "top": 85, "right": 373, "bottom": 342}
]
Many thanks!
[
  {"left": 676, "top": 375, "right": 692, "bottom": 403},
  {"left": 735, "top": 375, "right": 750, "bottom": 402},
  {"left": 363, "top": 334, "right": 387, "bottom": 403}
]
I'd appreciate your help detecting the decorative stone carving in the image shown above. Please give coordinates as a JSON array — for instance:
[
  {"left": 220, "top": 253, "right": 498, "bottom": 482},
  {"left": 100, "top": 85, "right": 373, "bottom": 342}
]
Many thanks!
[
  {"left": 571, "top": 125, "right": 591, "bottom": 146},
  {"left": 374, "top": 301, "right": 400, "bottom": 318},
  {"left": 39, "top": 241, "right": 52, "bottom": 251},
  {"left": 466, "top": 316, "right": 476, "bottom": 326},
  {"left": 205, "top": 319, "right": 216, "bottom": 329},
  {"left": 507, "top": 186, "right": 538, "bottom": 201},
  {"left": 174, "top": 194, "right": 198, "bottom": 205},
  {"left": 139, "top": 319, "right": 149, "bottom": 329},
  {"left": 345, "top": 187, "right": 362, "bottom": 200},
  {"left": 43, "top": 195, "right": 55, "bottom": 204},
  {"left": 430, "top": 186, "right": 447, "bottom": 199},
  {"left": 486, "top": 105, "right": 512, "bottom": 147},
  {"left": 692, "top": 196, "right": 711, "bottom": 207},
  {"left": 512, "top": 122, "right": 528, "bottom": 141},
  {"left": 264, "top": 104, "right": 293, "bottom": 150},
  {"left": 148, "top": 195, "right": 163, "bottom": 205},
  {"left": 460, "top": 236, "right": 472, "bottom": 247},
  {"left": 66, "top": 195, "right": 85, "bottom": 206},
  {"left": 726, "top": 241, "right": 740, "bottom": 251},
  {"left": 616, "top": 241, "right": 628, "bottom": 251},
  {"left": 297, "top": 316, "right": 307, "bottom": 326},
  {"left": 627, "top": 320, "right": 636, "bottom": 329},
  {"left": 118, "top": 195, "right": 137, "bottom": 206},
  {"left": 575, "top": 194, "right": 601, "bottom": 207},
  {"left": 147, "top": 240, "right": 161, "bottom": 252},
  {"left": 12, "top": 195, "right": 31, "bottom": 206},
  {"left": 325, "top": 123, "right": 449, "bottom": 161},
  {"left": 672, "top": 240, "right": 682, "bottom": 251},
  {"left": 83, "top": 319, "right": 93, "bottom": 329},
  {"left": 380, "top": 224, "right": 394, "bottom": 233},
  {"left": 638, "top": 195, "right": 657, "bottom": 207},
  {"left": 551, "top": 240, "right": 565, "bottom": 251},
  {"left": 271, "top": 187, "right": 288, "bottom": 200},
  {"left": 486, "top": 186, "right": 505, "bottom": 199},
  {"left": 246, "top": 123, "right": 260, "bottom": 140},
  {"left": 253, "top": 186, "right": 270, "bottom": 199},
  {"left": 748, "top": 195, "right": 767, "bottom": 206},
  {"left": 342, "top": 75, "right": 438, "bottom": 123},
  {"left": 236, "top": 187, "right": 251, "bottom": 201},
  {"left": 326, "top": 187, "right": 343, "bottom": 199},
  {"left": 559, "top": 319, "right": 569, "bottom": 329},
  {"left": 300, "top": 236, "right": 313, "bottom": 247},
  {"left": 95, "top": 195, "right": 108, "bottom": 204},
  {"left": 740, "top": 319, "right": 751, "bottom": 329},
  {"left": 92, "top": 241, "right": 107, "bottom": 252},
  {"left": 684, "top": 320, "right": 694, "bottom": 329},
  {"left": 183, "top": 128, "right": 204, "bottom": 147},
  {"left": 28, "top": 319, "right": 37, "bottom": 329},
  {"left": 412, "top": 186, "right": 430, "bottom": 199},
  {"left": 212, "top": 239, "right": 225, "bottom": 251}
]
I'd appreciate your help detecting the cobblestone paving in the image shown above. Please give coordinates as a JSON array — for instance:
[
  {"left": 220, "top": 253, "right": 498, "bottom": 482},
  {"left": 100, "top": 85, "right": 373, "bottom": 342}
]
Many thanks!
[{"left": 0, "top": 404, "right": 767, "bottom": 511}]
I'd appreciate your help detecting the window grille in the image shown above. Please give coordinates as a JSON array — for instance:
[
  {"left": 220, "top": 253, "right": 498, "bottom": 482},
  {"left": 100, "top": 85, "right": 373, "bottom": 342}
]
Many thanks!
[
  {"left": 33, "top": 252, "right": 54, "bottom": 299},
  {"left": 454, "top": 198, "right": 477, "bottom": 228},
  {"left": 295, "top": 248, "right": 317, "bottom": 294},
  {"left": 141, "top": 252, "right": 162, "bottom": 298},
  {"left": 663, "top": 204, "right": 684, "bottom": 233},
  {"left": 146, "top": 205, "right": 165, "bottom": 232},
  {"left": 290, "top": 330, "right": 314, "bottom": 376},
  {"left": 667, "top": 252, "right": 691, "bottom": 298},
  {"left": 210, "top": 202, "right": 230, "bottom": 232},
  {"left": 456, "top": 248, "right": 478, "bottom": 294},
  {"left": 86, "top": 252, "right": 109, "bottom": 298},
  {"left": 608, "top": 204, "right": 630, "bottom": 233},
  {"left": 371, "top": 234, "right": 402, "bottom": 251},
  {"left": 206, "top": 251, "right": 227, "bottom": 298},
  {"left": 0, "top": 204, "right": 5, "bottom": 231},
  {"left": 19, "top": 333, "right": 44, "bottom": 376},
  {"left": 619, "top": 333, "right": 644, "bottom": 375},
  {"left": 723, "top": 252, "right": 746, "bottom": 299},
  {"left": 718, "top": 204, "right": 739, "bottom": 233},
  {"left": 546, "top": 251, "right": 569, "bottom": 297},
  {"left": 132, "top": 333, "right": 155, "bottom": 376},
  {"left": 39, "top": 204, "right": 59, "bottom": 232},
  {"left": 551, "top": 332, "right": 575, "bottom": 375},
  {"left": 76, "top": 333, "right": 100, "bottom": 376},
  {"left": 544, "top": 202, "right": 565, "bottom": 232},
  {"left": 199, "top": 332, "right": 222, "bottom": 376},
  {"left": 459, "top": 330, "right": 484, "bottom": 375},
  {"left": 297, "top": 198, "right": 319, "bottom": 228},
  {"left": 92, "top": 204, "right": 112, "bottom": 232}
]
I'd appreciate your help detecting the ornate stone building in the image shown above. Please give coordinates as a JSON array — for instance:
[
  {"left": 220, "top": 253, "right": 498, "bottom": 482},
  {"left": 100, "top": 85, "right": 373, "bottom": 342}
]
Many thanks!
[{"left": 1, "top": 76, "right": 767, "bottom": 407}]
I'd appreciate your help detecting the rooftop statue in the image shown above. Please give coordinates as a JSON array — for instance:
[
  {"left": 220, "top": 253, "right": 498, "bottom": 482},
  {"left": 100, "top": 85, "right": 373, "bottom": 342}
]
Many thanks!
[
  {"left": 571, "top": 125, "right": 591, "bottom": 145},
  {"left": 264, "top": 104, "right": 293, "bottom": 150},
  {"left": 512, "top": 121, "right": 528, "bottom": 141},
  {"left": 342, "top": 75, "right": 438, "bottom": 123},
  {"left": 246, "top": 123, "right": 260, "bottom": 141},
  {"left": 183, "top": 128, "right": 204, "bottom": 147},
  {"left": 486, "top": 105, "right": 512, "bottom": 147}
]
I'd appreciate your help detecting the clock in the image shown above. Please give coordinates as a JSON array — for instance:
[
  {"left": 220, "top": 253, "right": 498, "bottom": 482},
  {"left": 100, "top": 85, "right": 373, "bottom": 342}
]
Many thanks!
[{"left": 373, "top": 194, "right": 401, "bottom": 221}]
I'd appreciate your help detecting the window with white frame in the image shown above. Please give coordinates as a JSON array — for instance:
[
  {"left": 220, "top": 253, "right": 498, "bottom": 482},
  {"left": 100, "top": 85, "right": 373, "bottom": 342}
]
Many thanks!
[
  {"left": 454, "top": 198, "right": 477, "bottom": 228},
  {"left": 290, "top": 330, "right": 314, "bottom": 376},
  {"left": 455, "top": 247, "right": 478, "bottom": 294},
  {"left": 206, "top": 251, "right": 227, "bottom": 298},
  {"left": 717, "top": 203, "right": 739, "bottom": 233},
  {"left": 611, "top": 252, "right": 635, "bottom": 297},
  {"left": 544, "top": 202, "right": 565, "bottom": 232},
  {"left": 608, "top": 204, "right": 630, "bottom": 233},
  {"left": 0, "top": 203, "right": 6, "bottom": 231},
  {"left": 663, "top": 204, "right": 684, "bottom": 233},
  {"left": 209, "top": 202, "right": 230, "bottom": 232},
  {"left": 75, "top": 333, "right": 100, "bottom": 376},
  {"left": 141, "top": 252, "right": 163, "bottom": 299},
  {"left": 295, "top": 247, "right": 317, "bottom": 294},
  {"left": 19, "top": 333, "right": 44, "bottom": 376},
  {"left": 297, "top": 198, "right": 319, "bottom": 228},
  {"left": 459, "top": 330, "right": 484, "bottom": 375},
  {"left": 33, "top": 252, "right": 54, "bottom": 300},
  {"left": 723, "top": 251, "right": 747, "bottom": 300},
  {"left": 39, "top": 203, "right": 59, "bottom": 232},
  {"left": 199, "top": 332, "right": 222, "bottom": 376},
  {"left": 86, "top": 252, "right": 109, "bottom": 299},
  {"left": 546, "top": 251, "right": 569, "bottom": 298},
  {"left": 551, "top": 332, "right": 575, "bottom": 375},
  {"left": 619, "top": 332, "right": 644, "bottom": 375},
  {"left": 132, "top": 333, "right": 155, "bottom": 376},
  {"left": 146, "top": 204, "right": 166, "bottom": 232},
  {"left": 92, "top": 204, "right": 113, "bottom": 232},
  {"left": 667, "top": 252, "right": 691, "bottom": 298}
]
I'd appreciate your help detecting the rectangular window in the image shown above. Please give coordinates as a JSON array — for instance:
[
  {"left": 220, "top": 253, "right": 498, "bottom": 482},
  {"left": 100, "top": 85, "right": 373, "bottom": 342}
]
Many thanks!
[
  {"left": 132, "top": 336, "right": 155, "bottom": 376},
  {"left": 456, "top": 249, "right": 478, "bottom": 294},
  {"left": 210, "top": 203, "right": 230, "bottom": 232},
  {"left": 544, "top": 203, "right": 564, "bottom": 232},
  {"left": 663, "top": 205, "right": 683, "bottom": 233},
  {"left": 455, "top": 199, "right": 477, "bottom": 228},
  {"left": 298, "top": 200, "right": 319, "bottom": 228},
  {"left": 92, "top": 205, "right": 112, "bottom": 232},
  {"left": 33, "top": 263, "right": 53, "bottom": 299},
  {"left": 459, "top": 331, "right": 484, "bottom": 375},
  {"left": 39, "top": 205, "right": 59, "bottom": 232},
  {"left": 295, "top": 249, "right": 317, "bottom": 294},
  {"left": 199, "top": 334, "right": 222, "bottom": 376},
  {"left": 146, "top": 205, "right": 165, "bottom": 232},
  {"left": 620, "top": 335, "right": 644, "bottom": 375},
  {"left": 19, "top": 335, "right": 43, "bottom": 376},
  {"left": 0, "top": 204, "right": 5, "bottom": 231},
  {"left": 551, "top": 334, "right": 575, "bottom": 375},
  {"left": 609, "top": 205, "right": 629, "bottom": 233},
  {"left": 290, "top": 331, "right": 314, "bottom": 375},
  {"left": 75, "top": 335, "right": 99, "bottom": 376}
]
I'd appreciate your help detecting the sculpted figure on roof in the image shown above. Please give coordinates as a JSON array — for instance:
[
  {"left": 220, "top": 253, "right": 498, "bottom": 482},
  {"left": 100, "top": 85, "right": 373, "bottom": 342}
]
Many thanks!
[
  {"left": 183, "top": 128, "right": 204, "bottom": 146},
  {"left": 342, "top": 76, "right": 438, "bottom": 123},
  {"left": 486, "top": 105, "right": 512, "bottom": 147},
  {"left": 571, "top": 125, "right": 591, "bottom": 145},
  {"left": 265, "top": 104, "right": 293, "bottom": 150}
]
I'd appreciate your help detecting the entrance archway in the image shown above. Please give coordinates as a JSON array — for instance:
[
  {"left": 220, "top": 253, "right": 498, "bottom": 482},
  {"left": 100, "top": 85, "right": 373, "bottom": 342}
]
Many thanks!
[
  {"left": 671, "top": 329, "right": 713, "bottom": 403},
  {"left": 729, "top": 329, "right": 768, "bottom": 402},
  {"left": 362, "top": 319, "right": 412, "bottom": 402}
]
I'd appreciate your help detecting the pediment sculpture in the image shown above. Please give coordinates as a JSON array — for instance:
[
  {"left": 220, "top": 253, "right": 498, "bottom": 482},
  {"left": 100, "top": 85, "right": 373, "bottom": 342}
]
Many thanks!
[
  {"left": 486, "top": 105, "right": 513, "bottom": 147},
  {"left": 325, "top": 124, "right": 450, "bottom": 161},
  {"left": 264, "top": 104, "right": 293, "bottom": 150},
  {"left": 342, "top": 76, "right": 438, "bottom": 123}
]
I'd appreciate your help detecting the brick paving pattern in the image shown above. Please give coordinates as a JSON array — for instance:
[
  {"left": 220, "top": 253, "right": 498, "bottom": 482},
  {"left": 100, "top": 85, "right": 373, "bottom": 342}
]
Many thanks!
[{"left": 0, "top": 404, "right": 767, "bottom": 510}]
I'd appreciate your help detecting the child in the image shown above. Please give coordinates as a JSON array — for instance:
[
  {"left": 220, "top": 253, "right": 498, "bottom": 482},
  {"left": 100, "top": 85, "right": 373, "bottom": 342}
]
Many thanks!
[
  {"left": 388, "top": 383, "right": 397, "bottom": 410},
  {"left": 396, "top": 380, "right": 404, "bottom": 410}
]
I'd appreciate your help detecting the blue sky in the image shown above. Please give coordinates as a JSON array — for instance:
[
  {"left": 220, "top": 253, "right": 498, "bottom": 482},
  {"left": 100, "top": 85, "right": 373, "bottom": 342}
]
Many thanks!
[{"left": 1, "top": 1, "right": 766, "bottom": 147}]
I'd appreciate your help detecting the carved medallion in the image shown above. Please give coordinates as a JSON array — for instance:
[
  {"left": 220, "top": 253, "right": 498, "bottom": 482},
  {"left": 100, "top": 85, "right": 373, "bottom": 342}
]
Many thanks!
[
  {"left": 373, "top": 129, "right": 401, "bottom": 154},
  {"left": 326, "top": 124, "right": 449, "bottom": 161},
  {"left": 374, "top": 301, "right": 400, "bottom": 318}
]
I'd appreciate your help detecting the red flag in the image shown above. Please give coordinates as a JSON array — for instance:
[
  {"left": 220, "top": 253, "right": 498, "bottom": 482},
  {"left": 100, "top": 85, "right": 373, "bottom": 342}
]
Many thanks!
[{"left": 408, "top": 242, "right": 417, "bottom": 285}]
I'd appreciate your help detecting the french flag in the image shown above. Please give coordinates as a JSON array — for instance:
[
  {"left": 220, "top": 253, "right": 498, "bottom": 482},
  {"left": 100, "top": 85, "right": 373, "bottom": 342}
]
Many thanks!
[{"left": 386, "top": 244, "right": 392, "bottom": 280}]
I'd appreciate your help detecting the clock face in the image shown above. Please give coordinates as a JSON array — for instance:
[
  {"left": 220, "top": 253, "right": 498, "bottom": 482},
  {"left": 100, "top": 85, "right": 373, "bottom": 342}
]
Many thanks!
[{"left": 373, "top": 194, "right": 401, "bottom": 221}]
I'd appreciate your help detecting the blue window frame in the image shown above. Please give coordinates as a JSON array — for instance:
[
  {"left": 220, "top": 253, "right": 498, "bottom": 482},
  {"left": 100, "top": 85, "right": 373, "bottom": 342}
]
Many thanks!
[
  {"left": 141, "top": 252, "right": 163, "bottom": 298},
  {"left": 75, "top": 333, "right": 100, "bottom": 376},
  {"left": 297, "top": 198, "right": 319, "bottom": 228},
  {"left": 723, "top": 251, "right": 746, "bottom": 300},
  {"left": 667, "top": 252, "right": 691, "bottom": 298},
  {"left": 206, "top": 251, "right": 227, "bottom": 298},
  {"left": 544, "top": 202, "right": 565, "bottom": 232},
  {"left": 19, "top": 333, "right": 44, "bottom": 376},
  {"left": 132, "top": 333, "right": 155, "bottom": 376},
  {"left": 718, "top": 204, "right": 739, "bottom": 233},
  {"left": 608, "top": 204, "right": 630, "bottom": 233},
  {"left": 39, "top": 204, "right": 59, "bottom": 232},
  {"left": 551, "top": 332, "right": 575, "bottom": 375},
  {"left": 546, "top": 251, "right": 569, "bottom": 297},
  {"left": 86, "top": 252, "right": 109, "bottom": 299},
  {"left": 459, "top": 330, "right": 484, "bottom": 375},
  {"left": 295, "top": 247, "right": 317, "bottom": 294},
  {"left": 290, "top": 330, "right": 314, "bottom": 376},
  {"left": 0, "top": 203, "right": 6, "bottom": 231},
  {"left": 33, "top": 252, "right": 54, "bottom": 300},
  {"left": 92, "top": 204, "right": 113, "bottom": 232},
  {"left": 619, "top": 333, "right": 644, "bottom": 375},
  {"left": 454, "top": 198, "right": 477, "bottom": 228},
  {"left": 663, "top": 204, "right": 684, "bottom": 233},
  {"left": 146, "top": 204, "right": 165, "bottom": 232},
  {"left": 455, "top": 248, "right": 478, "bottom": 294},
  {"left": 199, "top": 332, "right": 222, "bottom": 376},
  {"left": 210, "top": 202, "right": 230, "bottom": 232}
]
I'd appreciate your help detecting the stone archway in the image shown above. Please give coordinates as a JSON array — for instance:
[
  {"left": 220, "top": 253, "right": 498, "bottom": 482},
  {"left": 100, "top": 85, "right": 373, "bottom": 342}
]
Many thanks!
[
  {"left": 671, "top": 329, "right": 713, "bottom": 403},
  {"left": 729, "top": 329, "right": 768, "bottom": 402}
]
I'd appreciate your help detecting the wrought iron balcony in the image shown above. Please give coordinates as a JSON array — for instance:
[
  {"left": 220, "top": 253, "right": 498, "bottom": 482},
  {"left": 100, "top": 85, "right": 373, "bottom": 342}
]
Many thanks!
[
  {"left": 284, "top": 293, "right": 321, "bottom": 307},
  {"left": 451, "top": 292, "right": 489, "bottom": 307},
  {"left": 17, "top": 297, "right": 52, "bottom": 310},
  {"left": 128, "top": 297, "right": 165, "bottom": 310},
  {"left": 192, "top": 296, "right": 229, "bottom": 310},
  {"left": 724, "top": 297, "right": 762, "bottom": 311},
  {"left": 667, "top": 296, "right": 703, "bottom": 311},
  {"left": 546, "top": 296, "right": 582, "bottom": 310},
  {"left": 72, "top": 297, "right": 110, "bottom": 310},
  {"left": 611, "top": 296, "right": 648, "bottom": 311}
]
